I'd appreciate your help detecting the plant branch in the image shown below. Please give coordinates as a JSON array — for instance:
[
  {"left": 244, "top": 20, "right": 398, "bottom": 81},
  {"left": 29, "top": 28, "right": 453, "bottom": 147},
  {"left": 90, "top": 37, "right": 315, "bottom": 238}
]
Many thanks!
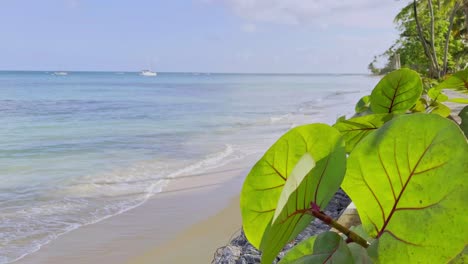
[
  {"left": 428, "top": 0, "right": 440, "bottom": 79},
  {"left": 310, "top": 208, "right": 370, "bottom": 249},
  {"left": 413, "top": 0, "right": 438, "bottom": 77},
  {"left": 443, "top": 1, "right": 461, "bottom": 75}
]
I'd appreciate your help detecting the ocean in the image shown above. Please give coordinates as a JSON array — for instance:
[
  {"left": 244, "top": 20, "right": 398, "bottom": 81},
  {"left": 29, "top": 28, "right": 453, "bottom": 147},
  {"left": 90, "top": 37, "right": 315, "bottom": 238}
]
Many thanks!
[{"left": 0, "top": 71, "right": 379, "bottom": 263}]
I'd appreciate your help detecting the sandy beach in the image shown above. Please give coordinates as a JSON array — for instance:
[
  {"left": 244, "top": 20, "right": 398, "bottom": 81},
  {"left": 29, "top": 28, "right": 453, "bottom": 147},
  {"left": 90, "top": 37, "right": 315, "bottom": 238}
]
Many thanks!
[{"left": 16, "top": 154, "right": 258, "bottom": 264}]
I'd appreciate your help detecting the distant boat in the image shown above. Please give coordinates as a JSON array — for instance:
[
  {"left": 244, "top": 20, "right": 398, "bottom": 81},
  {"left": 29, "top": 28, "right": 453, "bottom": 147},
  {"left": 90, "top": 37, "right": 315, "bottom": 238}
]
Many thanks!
[
  {"left": 139, "top": 70, "right": 157, "bottom": 77},
  {"left": 53, "top": 71, "right": 68, "bottom": 76}
]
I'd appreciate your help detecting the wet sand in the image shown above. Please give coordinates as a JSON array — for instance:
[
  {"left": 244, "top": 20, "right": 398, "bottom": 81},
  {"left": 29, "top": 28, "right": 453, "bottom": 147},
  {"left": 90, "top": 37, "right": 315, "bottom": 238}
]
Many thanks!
[{"left": 17, "top": 154, "right": 258, "bottom": 264}]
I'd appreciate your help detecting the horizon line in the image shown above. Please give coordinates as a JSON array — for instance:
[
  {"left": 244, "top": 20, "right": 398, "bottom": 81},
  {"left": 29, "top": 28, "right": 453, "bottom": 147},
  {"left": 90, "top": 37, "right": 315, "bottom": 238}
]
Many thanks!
[{"left": 0, "top": 70, "right": 371, "bottom": 75}]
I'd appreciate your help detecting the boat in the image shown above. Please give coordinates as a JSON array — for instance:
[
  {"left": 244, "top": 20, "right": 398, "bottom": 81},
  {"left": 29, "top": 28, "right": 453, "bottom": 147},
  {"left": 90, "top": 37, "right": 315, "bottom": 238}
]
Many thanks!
[
  {"left": 53, "top": 71, "right": 68, "bottom": 76},
  {"left": 139, "top": 70, "right": 157, "bottom": 77}
]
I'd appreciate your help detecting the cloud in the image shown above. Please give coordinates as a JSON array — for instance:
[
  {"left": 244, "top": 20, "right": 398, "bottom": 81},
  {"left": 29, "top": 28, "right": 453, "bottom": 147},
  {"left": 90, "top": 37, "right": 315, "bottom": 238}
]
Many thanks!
[{"left": 218, "top": 0, "right": 407, "bottom": 28}]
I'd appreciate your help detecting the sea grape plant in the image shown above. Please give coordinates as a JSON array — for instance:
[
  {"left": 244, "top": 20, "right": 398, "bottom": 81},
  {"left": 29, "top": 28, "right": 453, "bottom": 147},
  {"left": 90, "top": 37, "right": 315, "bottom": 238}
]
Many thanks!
[{"left": 240, "top": 68, "right": 468, "bottom": 263}]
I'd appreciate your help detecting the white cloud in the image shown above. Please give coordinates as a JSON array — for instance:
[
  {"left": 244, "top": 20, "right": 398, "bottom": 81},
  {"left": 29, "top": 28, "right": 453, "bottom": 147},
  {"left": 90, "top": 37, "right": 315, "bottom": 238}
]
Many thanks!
[{"left": 218, "top": 0, "right": 407, "bottom": 28}]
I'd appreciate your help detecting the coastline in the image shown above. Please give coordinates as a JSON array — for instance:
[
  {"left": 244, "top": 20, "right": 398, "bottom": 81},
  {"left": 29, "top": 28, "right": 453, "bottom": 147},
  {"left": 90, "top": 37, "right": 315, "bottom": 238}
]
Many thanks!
[{"left": 16, "top": 153, "right": 258, "bottom": 264}]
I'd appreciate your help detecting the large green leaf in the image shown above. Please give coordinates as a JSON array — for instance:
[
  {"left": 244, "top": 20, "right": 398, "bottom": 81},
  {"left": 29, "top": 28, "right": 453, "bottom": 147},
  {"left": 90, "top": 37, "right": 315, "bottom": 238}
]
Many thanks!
[
  {"left": 370, "top": 69, "right": 423, "bottom": 113},
  {"left": 342, "top": 114, "right": 468, "bottom": 263},
  {"left": 240, "top": 124, "right": 346, "bottom": 250},
  {"left": 279, "top": 232, "right": 353, "bottom": 264},
  {"left": 272, "top": 153, "right": 315, "bottom": 224},
  {"left": 261, "top": 146, "right": 345, "bottom": 263},
  {"left": 333, "top": 114, "right": 393, "bottom": 153},
  {"left": 459, "top": 106, "right": 468, "bottom": 138},
  {"left": 436, "top": 68, "right": 468, "bottom": 94}
]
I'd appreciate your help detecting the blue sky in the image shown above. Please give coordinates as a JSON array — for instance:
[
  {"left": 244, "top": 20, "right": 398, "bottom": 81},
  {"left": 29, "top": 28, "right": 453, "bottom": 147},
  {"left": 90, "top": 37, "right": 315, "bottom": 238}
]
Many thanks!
[{"left": 0, "top": 0, "right": 408, "bottom": 73}]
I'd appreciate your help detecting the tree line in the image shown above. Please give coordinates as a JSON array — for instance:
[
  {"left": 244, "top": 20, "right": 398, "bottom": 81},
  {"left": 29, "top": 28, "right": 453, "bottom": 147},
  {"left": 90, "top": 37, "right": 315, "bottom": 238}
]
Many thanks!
[{"left": 369, "top": 0, "right": 468, "bottom": 79}]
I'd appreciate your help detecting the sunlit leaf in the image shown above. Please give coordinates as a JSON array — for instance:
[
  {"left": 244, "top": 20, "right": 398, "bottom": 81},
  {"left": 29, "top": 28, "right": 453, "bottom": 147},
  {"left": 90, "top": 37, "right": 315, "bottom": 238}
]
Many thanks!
[
  {"left": 333, "top": 114, "right": 394, "bottom": 152},
  {"left": 436, "top": 68, "right": 468, "bottom": 94},
  {"left": 370, "top": 69, "right": 423, "bottom": 113},
  {"left": 459, "top": 106, "right": 468, "bottom": 137},
  {"left": 448, "top": 246, "right": 468, "bottom": 264},
  {"left": 342, "top": 114, "right": 468, "bottom": 263},
  {"left": 240, "top": 124, "right": 346, "bottom": 253},
  {"left": 428, "top": 101, "right": 451, "bottom": 117},
  {"left": 256, "top": 125, "right": 346, "bottom": 263},
  {"left": 355, "top": 95, "right": 371, "bottom": 113},
  {"left": 279, "top": 232, "right": 353, "bottom": 264},
  {"left": 273, "top": 153, "right": 315, "bottom": 223},
  {"left": 427, "top": 87, "right": 448, "bottom": 102},
  {"left": 447, "top": 98, "right": 468, "bottom": 104},
  {"left": 411, "top": 98, "right": 427, "bottom": 112},
  {"left": 336, "top": 115, "right": 347, "bottom": 123}
]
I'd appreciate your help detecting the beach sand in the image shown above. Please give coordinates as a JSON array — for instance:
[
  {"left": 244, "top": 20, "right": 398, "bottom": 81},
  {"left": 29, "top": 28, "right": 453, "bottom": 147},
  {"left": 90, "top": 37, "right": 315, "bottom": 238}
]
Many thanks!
[
  {"left": 17, "top": 154, "right": 258, "bottom": 264},
  {"left": 131, "top": 195, "right": 241, "bottom": 264}
]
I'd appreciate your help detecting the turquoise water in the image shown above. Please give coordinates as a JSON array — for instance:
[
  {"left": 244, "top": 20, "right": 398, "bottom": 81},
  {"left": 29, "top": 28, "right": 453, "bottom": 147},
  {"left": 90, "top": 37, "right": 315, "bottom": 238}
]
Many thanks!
[{"left": 0, "top": 71, "right": 379, "bottom": 262}]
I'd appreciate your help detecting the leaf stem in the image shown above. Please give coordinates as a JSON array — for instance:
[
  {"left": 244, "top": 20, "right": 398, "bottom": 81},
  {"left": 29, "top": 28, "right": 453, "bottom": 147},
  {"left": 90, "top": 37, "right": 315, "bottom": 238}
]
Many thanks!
[{"left": 310, "top": 209, "right": 370, "bottom": 249}]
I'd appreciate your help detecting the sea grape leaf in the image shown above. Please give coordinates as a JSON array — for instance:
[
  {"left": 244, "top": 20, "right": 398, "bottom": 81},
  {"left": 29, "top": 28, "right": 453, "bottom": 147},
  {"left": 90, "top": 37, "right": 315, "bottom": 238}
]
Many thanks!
[
  {"left": 348, "top": 243, "right": 373, "bottom": 264},
  {"left": 278, "top": 235, "right": 317, "bottom": 264},
  {"left": 336, "top": 115, "right": 347, "bottom": 123},
  {"left": 435, "top": 68, "right": 468, "bottom": 94},
  {"left": 333, "top": 114, "right": 393, "bottom": 153},
  {"left": 447, "top": 98, "right": 468, "bottom": 104},
  {"left": 428, "top": 101, "right": 451, "bottom": 117},
  {"left": 240, "top": 124, "right": 346, "bottom": 251},
  {"left": 459, "top": 106, "right": 468, "bottom": 137},
  {"left": 257, "top": 125, "right": 346, "bottom": 263},
  {"left": 349, "top": 224, "right": 373, "bottom": 242},
  {"left": 342, "top": 114, "right": 468, "bottom": 263},
  {"left": 355, "top": 95, "right": 371, "bottom": 113},
  {"left": 427, "top": 87, "right": 448, "bottom": 102},
  {"left": 272, "top": 153, "right": 315, "bottom": 223},
  {"left": 448, "top": 246, "right": 468, "bottom": 264},
  {"left": 411, "top": 98, "right": 427, "bottom": 112},
  {"left": 279, "top": 232, "right": 353, "bottom": 264},
  {"left": 370, "top": 68, "right": 423, "bottom": 113}
]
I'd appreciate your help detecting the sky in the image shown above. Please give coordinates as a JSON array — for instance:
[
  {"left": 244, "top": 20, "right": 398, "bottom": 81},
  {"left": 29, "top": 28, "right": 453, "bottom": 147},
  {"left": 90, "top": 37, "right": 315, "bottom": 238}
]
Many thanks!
[{"left": 0, "top": 0, "right": 409, "bottom": 73}]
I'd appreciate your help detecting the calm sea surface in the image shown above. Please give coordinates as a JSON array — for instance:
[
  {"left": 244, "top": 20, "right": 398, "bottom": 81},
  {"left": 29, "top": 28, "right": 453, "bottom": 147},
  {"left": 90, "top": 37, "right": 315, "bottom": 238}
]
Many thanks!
[{"left": 0, "top": 71, "right": 379, "bottom": 262}]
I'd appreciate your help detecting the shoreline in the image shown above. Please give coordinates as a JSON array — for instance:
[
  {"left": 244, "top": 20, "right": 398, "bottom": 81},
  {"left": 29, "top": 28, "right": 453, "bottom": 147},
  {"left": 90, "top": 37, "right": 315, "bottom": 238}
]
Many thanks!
[{"left": 16, "top": 154, "right": 258, "bottom": 264}]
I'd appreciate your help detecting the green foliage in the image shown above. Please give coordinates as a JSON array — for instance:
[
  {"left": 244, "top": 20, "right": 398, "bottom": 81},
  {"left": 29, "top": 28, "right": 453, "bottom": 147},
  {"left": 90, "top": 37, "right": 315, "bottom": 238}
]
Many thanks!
[
  {"left": 427, "top": 87, "right": 449, "bottom": 101},
  {"left": 239, "top": 68, "right": 468, "bottom": 263},
  {"left": 279, "top": 232, "right": 353, "bottom": 264},
  {"left": 372, "top": 0, "right": 467, "bottom": 76},
  {"left": 428, "top": 101, "right": 451, "bottom": 116},
  {"left": 370, "top": 69, "right": 423, "bottom": 113},
  {"left": 436, "top": 68, "right": 468, "bottom": 93},
  {"left": 459, "top": 106, "right": 468, "bottom": 137},
  {"left": 354, "top": 95, "right": 370, "bottom": 114},
  {"left": 333, "top": 114, "right": 393, "bottom": 153},
  {"left": 342, "top": 114, "right": 468, "bottom": 263},
  {"left": 240, "top": 124, "right": 346, "bottom": 263}
]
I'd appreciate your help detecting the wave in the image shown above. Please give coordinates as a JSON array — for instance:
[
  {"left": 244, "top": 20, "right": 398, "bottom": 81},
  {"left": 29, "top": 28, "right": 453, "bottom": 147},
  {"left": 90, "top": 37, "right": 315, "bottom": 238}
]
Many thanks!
[{"left": 0, "top": 144, "right": 243, "bottom": 264}]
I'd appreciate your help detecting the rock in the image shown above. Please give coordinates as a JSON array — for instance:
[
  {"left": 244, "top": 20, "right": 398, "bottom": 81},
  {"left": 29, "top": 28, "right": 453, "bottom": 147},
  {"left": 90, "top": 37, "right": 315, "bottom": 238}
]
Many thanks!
[{"left": 212, "top": 189, "right": 351, "bottom": 264}]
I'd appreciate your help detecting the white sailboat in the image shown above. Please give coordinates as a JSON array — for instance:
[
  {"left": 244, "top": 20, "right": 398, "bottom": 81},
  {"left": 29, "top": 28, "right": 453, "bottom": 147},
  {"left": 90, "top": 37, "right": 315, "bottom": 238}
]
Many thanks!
[
  {"left": 53, "top": 71, "right": 68, "bottom": 76},
  {"left": 139, "top": 69, "right": 157, "bottom": 77}
]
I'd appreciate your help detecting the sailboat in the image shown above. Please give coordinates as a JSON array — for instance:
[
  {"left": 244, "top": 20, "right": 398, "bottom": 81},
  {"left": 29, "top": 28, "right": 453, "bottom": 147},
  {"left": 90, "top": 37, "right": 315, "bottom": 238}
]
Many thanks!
[{"left": 139, "top": 69, "right": 157, "bottom": 77}]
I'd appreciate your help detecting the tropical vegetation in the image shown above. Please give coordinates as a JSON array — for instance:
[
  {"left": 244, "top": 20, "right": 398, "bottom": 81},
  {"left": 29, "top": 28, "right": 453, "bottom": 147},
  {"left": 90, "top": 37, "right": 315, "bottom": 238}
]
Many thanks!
[
  {"left": 239, "top": 68, "right": 468, "bottom": 263},
  {"left": 369, "top": 0, "right": 468, "bottom": 78}
]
